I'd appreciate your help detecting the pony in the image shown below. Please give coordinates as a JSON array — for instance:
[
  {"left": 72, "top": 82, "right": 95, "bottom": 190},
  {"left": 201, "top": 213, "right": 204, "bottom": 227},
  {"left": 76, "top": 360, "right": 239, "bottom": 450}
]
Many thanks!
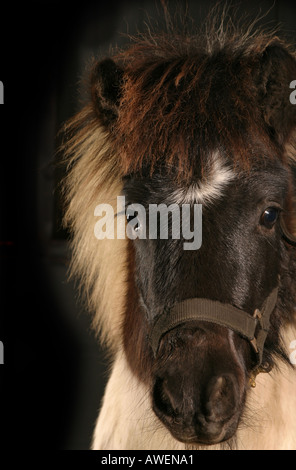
[{"left": 61, "top": 9, "right": 296, "bottom": 450}]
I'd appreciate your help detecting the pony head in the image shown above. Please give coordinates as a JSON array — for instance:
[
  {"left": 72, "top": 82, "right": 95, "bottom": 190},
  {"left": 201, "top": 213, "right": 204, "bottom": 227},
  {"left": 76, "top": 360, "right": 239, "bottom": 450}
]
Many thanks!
[{"left": 63, "top": 14, "right": 296, "bottom": 446}]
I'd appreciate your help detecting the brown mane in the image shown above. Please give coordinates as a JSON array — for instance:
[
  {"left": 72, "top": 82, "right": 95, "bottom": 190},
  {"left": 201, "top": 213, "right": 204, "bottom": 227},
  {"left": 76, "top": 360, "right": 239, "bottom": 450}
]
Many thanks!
[{"left": 109, "top": 16, "right": 296, "bottom": 180}]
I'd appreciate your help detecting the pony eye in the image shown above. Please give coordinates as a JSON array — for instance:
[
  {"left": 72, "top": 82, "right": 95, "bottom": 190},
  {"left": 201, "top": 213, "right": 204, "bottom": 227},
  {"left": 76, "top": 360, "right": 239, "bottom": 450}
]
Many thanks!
[
  {"left": 126, "top": 213, "right": 140, "bottom": 232},
  {"left": 260, "top": 207, "right": 279, "bottom": 229}
]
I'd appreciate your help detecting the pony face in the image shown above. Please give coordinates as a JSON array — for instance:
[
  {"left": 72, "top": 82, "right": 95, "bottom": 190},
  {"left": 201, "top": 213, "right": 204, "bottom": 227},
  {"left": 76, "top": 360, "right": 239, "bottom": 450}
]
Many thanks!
[
  {"left": 123, "top": 160, "right": 289, "bottom": 318},
  {"left": 63, "top": 16, "right": 296, "bottom": 449},
  {"left": 122, "top": 156, "right": 291, "bottom": 444}
]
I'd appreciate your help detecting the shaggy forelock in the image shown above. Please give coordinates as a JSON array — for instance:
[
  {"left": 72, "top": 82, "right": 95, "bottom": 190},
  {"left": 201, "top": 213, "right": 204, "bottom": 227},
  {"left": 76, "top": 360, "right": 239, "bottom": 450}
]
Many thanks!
[{"left": 113, "top": 9, "right": 294, "bottom": 180}]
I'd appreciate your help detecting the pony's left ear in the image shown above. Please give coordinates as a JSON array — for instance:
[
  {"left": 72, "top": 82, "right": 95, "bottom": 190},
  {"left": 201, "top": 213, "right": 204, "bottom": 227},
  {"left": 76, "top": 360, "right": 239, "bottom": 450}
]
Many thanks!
[
  {"left": 259, "top": 43, "right": 296, "bottom": 145},
  {"left": 90, "top": 58, "right": 124, "bottom": 126}
]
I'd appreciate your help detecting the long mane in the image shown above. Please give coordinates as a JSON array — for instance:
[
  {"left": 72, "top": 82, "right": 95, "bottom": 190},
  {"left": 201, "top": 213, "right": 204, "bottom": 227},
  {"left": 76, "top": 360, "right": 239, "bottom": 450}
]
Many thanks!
[{"left": 61, "top": 108, "right": 127, "bottom": 351}]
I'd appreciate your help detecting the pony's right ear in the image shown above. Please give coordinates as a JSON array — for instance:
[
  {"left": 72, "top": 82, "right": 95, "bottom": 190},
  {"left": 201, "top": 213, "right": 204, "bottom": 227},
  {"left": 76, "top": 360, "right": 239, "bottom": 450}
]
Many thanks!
[
  {"left": 258, "top": 43, "right": 296, "bottom": 146},
  {"left": 91, "top": 58, "right": 124, "bottom": 126}
]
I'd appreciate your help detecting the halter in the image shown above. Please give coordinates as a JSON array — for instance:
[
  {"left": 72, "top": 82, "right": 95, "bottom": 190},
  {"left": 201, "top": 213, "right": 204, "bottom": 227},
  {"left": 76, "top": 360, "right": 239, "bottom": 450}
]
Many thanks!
[
  {"left": 150, "top": 286, "right": 278, "bottom": 360},
  {"left": 149, "top": 217, "right": 295, "bottom": 386},
  {"left": 149, "top": 287, "right": 279, "bottom": 387}
]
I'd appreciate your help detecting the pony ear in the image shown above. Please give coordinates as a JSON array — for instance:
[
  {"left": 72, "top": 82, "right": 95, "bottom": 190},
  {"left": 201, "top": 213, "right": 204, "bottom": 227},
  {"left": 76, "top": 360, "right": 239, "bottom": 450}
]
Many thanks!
[
  {"left": 91, "top": 58, "right": 124, "bottom": 126},
  {"left": 259, "top": 43, "right": 296, "bottom": 145}
]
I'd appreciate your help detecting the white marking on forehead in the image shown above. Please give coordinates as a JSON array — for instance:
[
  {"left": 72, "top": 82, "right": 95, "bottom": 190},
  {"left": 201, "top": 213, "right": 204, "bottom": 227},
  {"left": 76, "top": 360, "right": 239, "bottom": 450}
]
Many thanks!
[{"left": 172, "top": 153, "right": 235, "bottom": 205}]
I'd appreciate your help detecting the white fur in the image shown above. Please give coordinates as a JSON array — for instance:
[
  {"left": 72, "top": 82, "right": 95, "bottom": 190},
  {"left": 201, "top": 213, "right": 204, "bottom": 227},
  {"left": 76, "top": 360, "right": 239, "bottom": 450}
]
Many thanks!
[
  {"left": 172, "top": 153, "right": 234, "bottom": 205},
  {"left": 92, "top": 325, "right": 296, "bottom": 450}
]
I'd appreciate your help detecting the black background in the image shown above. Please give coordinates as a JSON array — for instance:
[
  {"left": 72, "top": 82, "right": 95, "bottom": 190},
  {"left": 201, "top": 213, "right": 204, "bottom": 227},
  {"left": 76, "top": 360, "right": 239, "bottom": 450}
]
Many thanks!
[{"left": 0, "top": 0, "right": 295, "bottom": 451}]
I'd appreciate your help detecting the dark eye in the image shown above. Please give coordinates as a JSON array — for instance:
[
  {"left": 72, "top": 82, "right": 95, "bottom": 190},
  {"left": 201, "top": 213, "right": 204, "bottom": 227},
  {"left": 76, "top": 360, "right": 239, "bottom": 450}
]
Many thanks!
[
  {"left": 126, "top": 212, "right": 140, "bottom": 232},
  {"left": 260, "top": 207, "right": 279, "bottom": 229}
]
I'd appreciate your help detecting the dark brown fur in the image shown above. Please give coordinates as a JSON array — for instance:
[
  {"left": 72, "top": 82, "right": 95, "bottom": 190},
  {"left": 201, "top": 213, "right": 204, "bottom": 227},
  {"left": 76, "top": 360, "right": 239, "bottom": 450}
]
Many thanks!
[{"left": 90, "top": 18, "right": 296, "bottom": 181}]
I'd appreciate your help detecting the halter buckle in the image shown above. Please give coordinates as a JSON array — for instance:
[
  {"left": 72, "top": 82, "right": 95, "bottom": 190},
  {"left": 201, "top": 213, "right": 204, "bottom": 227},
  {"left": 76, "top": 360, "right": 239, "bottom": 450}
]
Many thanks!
[{"left": 249, "top": 360, "right": 274, "bottom": 388}]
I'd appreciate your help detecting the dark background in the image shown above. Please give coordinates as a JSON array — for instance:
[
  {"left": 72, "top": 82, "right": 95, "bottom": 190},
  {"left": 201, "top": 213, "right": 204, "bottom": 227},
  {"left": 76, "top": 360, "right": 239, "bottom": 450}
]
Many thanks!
[{"left": 0, "top": 0, "right": 295, "bottom": 450}]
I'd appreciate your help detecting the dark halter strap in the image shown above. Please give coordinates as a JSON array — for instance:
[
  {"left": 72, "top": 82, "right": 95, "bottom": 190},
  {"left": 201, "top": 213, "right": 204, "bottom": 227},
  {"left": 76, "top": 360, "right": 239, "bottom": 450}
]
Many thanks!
[{"left": 150, "top": 286, "right": 279, "bottom": 367}]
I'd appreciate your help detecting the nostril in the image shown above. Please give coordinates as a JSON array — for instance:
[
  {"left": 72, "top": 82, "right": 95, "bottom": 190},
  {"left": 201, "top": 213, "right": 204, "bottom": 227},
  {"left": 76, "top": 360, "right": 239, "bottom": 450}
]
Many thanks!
[
  {"left": 204, "top": 374, "right": 237, "bottom": 422},
  {"left": 153, "top": 377, "right": 178, "bottom": 417},
  {"left": 162, "top": 380, "right": 179, "bottom": 414}
]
